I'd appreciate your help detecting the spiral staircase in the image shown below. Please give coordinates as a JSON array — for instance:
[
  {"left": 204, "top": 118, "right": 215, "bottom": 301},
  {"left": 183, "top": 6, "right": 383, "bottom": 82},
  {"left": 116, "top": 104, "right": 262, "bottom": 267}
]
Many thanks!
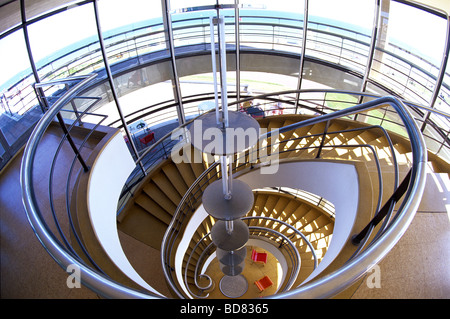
[
  {"left": 17, "top": 73, "right": 450, "bottom": 299},
  {"left": 114, "top": 113, "right": 446, "bottom": 299}
]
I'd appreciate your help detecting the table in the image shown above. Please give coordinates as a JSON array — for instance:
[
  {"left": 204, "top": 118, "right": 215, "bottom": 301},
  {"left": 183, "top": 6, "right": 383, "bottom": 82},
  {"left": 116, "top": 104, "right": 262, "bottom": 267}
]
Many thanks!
[{"left": 219, "top": 274, "right": 248, "bottom": 298}]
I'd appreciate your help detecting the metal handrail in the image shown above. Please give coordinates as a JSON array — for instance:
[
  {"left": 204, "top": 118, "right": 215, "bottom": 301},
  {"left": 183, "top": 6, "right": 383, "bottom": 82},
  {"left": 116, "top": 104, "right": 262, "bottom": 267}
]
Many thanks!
[
  {"left": 242, "top": 216, "right": 319, "bottom": 271},
  {"left": 21, "top": 78, "right": 427, "bottom": 298},
  {"left": 21, "top": 74, "right": 158, "bottom": 298},
  {"left": 4, "top": 7, "right": 449, "bottom": 130},
  {"left": 162, "top": 141, "right": 380, "bottom": 297},
  {"left": 162, "top": 137, "right": 387, "bottom": 276},
  {"left": 115, "top": 86, "right": 446, "bottom": 215},
  {"left": 269, "top": 96, "right": 427, "bottom": 298},
  {"left": 248, "top": 226, "right": 301, "bottom": 291},
  {"left": 161, "top": 95, "right": 427, "bottom": 299},
  {"left": 184, "top": 215, "right": 315, "bottom": 299}
]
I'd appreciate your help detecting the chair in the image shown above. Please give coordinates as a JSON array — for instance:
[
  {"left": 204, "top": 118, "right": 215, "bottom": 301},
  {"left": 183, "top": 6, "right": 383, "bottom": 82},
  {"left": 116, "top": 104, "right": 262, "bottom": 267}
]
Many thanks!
[
  {"left": 245, "top": 106, "right": 264, "bottom": 118},
  {"left": 254, "top": 275, "right": 273, "bottom": 292},
  {"left": 139, "top": 131, "right": 155, "bottom": 147},
  {"left": 251, "top": 249, "right": 267, "bottom": 265}
]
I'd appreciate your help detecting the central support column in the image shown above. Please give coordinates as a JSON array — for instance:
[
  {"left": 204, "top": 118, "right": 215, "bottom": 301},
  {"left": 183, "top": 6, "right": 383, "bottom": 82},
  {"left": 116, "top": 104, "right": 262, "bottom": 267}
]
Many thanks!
[{"left": 187, "top": 14, "right": 260, "bottom": 277}]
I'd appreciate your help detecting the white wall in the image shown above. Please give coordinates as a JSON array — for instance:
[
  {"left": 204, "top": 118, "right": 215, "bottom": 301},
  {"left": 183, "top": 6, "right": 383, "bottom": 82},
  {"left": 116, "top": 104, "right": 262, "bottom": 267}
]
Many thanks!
[
  {"left": 237, "top": 161, "right": 359, "bottom": 282},
  {"left": 87, "top": 132, "right": 165, "bottom": 297}
]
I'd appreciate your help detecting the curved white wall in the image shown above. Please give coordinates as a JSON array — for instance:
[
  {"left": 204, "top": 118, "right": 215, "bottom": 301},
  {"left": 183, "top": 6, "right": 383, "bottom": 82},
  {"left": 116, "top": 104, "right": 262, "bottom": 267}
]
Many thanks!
[
  {"left": 87, "top": 132, "right": 165, "bottom": 297},
  {"left": 237, "top": 160, "right": 359, "bottom": 282}
]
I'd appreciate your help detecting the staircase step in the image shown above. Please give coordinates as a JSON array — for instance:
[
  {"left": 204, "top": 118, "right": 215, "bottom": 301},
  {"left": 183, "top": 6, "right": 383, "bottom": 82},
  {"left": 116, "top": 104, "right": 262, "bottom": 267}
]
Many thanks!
[
  {"left": 162, "top": 163, "right": 189, "bottom": 197},
  {"left": 143, "top": 183, "right": 177, "bottom": 214},
  {"left": 152, "top": 172, "right": 182, "bottom": 206},
  {"left": 118, "top": 205, "right": 168, "bottom": 250},
  {"left": 265, "top": 196, "right": 291, "bottom": 229},
  {"left": 117, "top": 114, "right": 449, "bottom": 296},
  {"left": 135, "top": 195, "right": 172, "bottom": 225}
]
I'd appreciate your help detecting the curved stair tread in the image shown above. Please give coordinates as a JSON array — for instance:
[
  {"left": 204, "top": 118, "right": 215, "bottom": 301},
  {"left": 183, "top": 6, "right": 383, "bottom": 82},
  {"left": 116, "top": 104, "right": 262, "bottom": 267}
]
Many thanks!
[{"left": 114, "top": 114, "right": 447, "bottom": 298}]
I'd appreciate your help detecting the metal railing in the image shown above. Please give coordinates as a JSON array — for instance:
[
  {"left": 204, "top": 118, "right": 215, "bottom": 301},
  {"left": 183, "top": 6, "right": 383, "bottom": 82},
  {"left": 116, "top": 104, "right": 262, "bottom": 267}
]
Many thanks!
[
  {"left": 160, "top": 94, "right": 429, "bottom": 298},
  {"left": 20, "top": 74, "right": 160, "bottom": 298},
  {"left": 182, "top": 216, "right": 314, "bottom": 299},
  {"left": 160, "top": 122, "right": 393, "bottom": 298},
  {"left": 118, "top": 87, "right": 447, "bottom": 216},
  {"left": 7, "top": 13, "right": 448, "bottom": 116},
  {"left": 268, "top": 96, "right": 428, "bottom": 298},
  {"left": 3, "top": 6, "right": 449, "bottom": 171},
  {"left": 21, "top": 76, "right": 440, "bottom": 298}
]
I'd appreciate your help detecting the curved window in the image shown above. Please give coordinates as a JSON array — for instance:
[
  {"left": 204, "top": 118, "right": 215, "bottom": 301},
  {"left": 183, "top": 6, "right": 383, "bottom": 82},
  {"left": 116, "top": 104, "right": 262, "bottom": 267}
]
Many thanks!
[
  {"left": 307, "top": 0, "right": 375, "bottom": 75},
  {"left": 240, "top": 0, "right": 305, "bottom": 55},
  {"left": 0, "top": 30, "right": 38, "bottom": 148},
  {"left": 97, "top": 0, "right": 167, "bottom": 73},
  {"left": 370, "top": 1, "right": 447, "bottom": 107},
  {"left": 27, "top": 3, "right": 101, "bottom": 82},
  {"left": 0, "top": 0, "right": 449, "bottom": 167}
]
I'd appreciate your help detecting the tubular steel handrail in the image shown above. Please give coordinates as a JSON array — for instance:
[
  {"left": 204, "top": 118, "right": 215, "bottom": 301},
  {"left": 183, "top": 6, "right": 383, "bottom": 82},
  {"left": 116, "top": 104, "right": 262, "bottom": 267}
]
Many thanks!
[
  {"left": 161, "top": 95, "right": 427, "bottom": 299},
  {"left": 270, "top": 96, "right": 427, "bottom": 299},
  {"left": 21, "top": 73, "right": 158, "bottom": 299},
  {"left": 4, "top": 6, "right": 449, "bottom": 145},
  {"left": 184, "top": 216, "right": 313, "bottom": 299},
  {"left": 21, "top": 80, "right": 427, "bottom": 299}
]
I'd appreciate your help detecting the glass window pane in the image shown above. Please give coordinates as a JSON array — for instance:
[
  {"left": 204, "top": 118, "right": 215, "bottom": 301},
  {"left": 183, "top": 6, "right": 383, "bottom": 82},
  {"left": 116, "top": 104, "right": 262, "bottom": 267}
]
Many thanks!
[
  {"left": 26, "top": 3, "right": 104, "bottom": 125},
  {"left": 370, "top": 2, "right": 447, "bottom": 106},
  {"left": 240, "top": 0, "right": 305, "bottom": 55},
  {"left": 97, "top": 0, "right": 167, "bottom": 82},
  {"left": 170, "top": 0, "right": 217, "bottom": 11},
  {"left": 27, "top": 3, "right": 102, "bottom": 83},
  {"left": 307, "top": 0, "right": 375, "bottom": 74},
  {"left": 0, "top": 30, "right": 41, "bottom": 146},
  {"left": 98, "top": 0, "right": 162, "bottom": 31},
  {"left": 0, "top": 0, "right": 21, "bottom": 34},
  {"left": 24, "top": 0, "right": 80, "bottom": 21}
]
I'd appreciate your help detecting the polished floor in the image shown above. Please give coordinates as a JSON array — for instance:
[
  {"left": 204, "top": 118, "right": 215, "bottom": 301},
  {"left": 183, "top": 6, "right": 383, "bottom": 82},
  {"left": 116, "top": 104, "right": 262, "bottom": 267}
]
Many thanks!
[
  {"left": 0, "top": 127, "right": 449, "bottom": 299},
  {"left": 202, "top": 246, "right": 280, "bottom": 299}
]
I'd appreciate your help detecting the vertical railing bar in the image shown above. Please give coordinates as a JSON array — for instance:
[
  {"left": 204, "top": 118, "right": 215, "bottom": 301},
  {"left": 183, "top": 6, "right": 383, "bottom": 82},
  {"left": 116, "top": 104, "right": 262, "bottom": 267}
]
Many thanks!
[
  {"left": 294, "top": 0, "right": 309, "bottom": 113},
  {"left": 235, "top": 0, "right": 241, "bottom": 107},
  {"left": 356, "top": 0, "right": 381, "bottom": 110},
  {"left": 93, "top": 0, "right": 145, "bottom": 175},
  {"left": 421, "top": 12, "right": 450, "bottom": 132},
  {"left": 21, "top": 0, "right": 89, "bottom": 172},
  {"left": 65, "top": 83, "right": 83, "bottom": 126},
  {"left": 162, "top": 0, "right": 186, "bottom": 126},
  {"left": 351, "top": 169, "right": 412, "bottom": 245},
  {"left": 210, "top": 16, "right": 221, "bottom": 124},
  {"left": 315, "top": 120, "right": 330, "bottom": 159}
]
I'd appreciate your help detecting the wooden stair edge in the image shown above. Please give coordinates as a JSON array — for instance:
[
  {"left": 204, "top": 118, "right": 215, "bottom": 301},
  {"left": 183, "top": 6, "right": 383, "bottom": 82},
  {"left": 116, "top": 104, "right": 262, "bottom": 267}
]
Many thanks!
[
  {"left": 260, "top": 114, "right": 448, "bottom": 171},
  {"left": 427, "top": 151, "right": 450, "bottom": 176},
  {"left": 117, "top": 156, "right": 175, "bottom": 223}
]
